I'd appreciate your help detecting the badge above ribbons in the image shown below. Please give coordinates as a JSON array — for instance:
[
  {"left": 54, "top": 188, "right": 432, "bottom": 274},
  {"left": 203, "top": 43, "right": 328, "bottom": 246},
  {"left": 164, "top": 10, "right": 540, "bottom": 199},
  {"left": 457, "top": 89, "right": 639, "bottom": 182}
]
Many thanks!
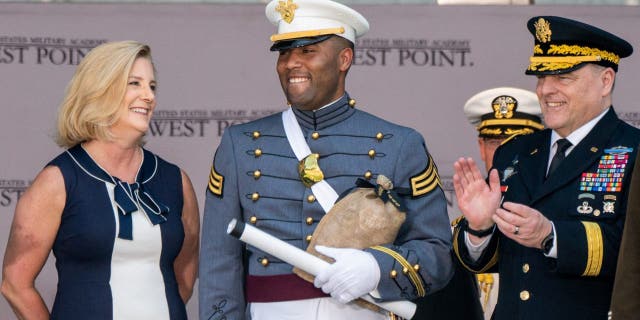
[{"left": 580, "top": 146, "right": 633, "bottom": 193}]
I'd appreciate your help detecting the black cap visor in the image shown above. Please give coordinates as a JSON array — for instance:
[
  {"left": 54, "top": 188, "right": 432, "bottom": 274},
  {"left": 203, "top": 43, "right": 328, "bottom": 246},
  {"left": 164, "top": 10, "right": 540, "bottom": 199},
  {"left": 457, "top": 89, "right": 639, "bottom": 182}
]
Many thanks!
[{"left": 270, "top": 35, "right": 333, "bottom": 51}]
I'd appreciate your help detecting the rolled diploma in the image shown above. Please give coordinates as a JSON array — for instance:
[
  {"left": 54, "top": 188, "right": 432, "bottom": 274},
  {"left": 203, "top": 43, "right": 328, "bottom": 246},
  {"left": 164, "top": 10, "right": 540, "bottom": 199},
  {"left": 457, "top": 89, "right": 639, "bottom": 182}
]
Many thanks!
[{"left": 227, "top": 218, "right": 417, "bottom": 319}]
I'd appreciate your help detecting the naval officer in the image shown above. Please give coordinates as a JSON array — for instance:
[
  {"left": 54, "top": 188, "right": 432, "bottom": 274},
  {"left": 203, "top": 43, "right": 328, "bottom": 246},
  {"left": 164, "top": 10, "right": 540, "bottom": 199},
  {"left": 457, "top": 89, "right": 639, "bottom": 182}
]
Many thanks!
[
  {"left": 415, "top": 87, "right": 544, "bottom": 320},
  {"left": 462, "top": 87, "right": 543, "bottom": 320}
]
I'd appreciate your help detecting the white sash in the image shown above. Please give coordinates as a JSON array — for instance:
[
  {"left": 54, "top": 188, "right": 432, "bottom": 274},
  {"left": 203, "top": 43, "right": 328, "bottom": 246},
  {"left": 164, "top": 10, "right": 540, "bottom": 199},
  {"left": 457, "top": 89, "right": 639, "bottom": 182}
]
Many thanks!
[{"left": 282, "top": 108, "right": 339, "bottom": 213}]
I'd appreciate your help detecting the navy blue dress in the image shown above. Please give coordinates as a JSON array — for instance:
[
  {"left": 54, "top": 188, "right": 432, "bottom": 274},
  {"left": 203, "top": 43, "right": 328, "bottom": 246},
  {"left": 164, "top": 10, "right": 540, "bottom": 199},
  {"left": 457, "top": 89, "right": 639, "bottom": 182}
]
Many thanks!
[{"left": 48, "top": 145, "right": 187, "bottom": 320}]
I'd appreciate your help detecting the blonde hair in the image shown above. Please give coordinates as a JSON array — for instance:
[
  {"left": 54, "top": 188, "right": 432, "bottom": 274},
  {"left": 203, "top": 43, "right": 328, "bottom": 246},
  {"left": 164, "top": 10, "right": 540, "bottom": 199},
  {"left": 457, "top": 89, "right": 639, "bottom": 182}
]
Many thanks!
[{"left": 56, "top": 40, "right": 154, "bottom": 148}]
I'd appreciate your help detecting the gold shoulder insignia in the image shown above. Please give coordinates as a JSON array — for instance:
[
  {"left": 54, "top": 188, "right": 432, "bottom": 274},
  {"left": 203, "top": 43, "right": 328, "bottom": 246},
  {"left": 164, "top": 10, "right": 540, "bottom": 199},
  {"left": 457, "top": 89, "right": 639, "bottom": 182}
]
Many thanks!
[
  {"left": 410, "top": 155, "right": 442, "bottom": 197},
  {"left": 208, "top": 164, "right": 224, "bottom": 197}
]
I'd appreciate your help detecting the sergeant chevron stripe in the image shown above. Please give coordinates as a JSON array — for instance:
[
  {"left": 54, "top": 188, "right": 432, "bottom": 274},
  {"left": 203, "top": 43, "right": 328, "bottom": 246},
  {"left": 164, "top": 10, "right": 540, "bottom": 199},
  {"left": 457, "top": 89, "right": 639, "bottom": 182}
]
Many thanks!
[
  {"left": 208, "top": 165, "right": 224, "bottom": 197},
  {"left": 410, "top": 155, "right": 441, "bottom": 197}
]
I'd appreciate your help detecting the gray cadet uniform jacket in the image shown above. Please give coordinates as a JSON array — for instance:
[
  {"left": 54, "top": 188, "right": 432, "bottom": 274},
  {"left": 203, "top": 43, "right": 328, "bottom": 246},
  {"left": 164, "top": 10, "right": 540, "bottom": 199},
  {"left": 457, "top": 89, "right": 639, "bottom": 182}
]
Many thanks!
[{"left": 199, "top": 94, "right": 453, "bottom": 319}]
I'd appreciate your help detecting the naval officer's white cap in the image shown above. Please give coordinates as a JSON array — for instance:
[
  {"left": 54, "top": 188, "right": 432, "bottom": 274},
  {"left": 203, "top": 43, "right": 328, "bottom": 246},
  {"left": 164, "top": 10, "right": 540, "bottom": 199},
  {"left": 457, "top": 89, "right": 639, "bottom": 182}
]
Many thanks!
[
  {"left": 266, "top": 0, "right": 369, "bottom": 51},
  {"left": 464, "top": 87, "right": 544, "bottom": 138}
]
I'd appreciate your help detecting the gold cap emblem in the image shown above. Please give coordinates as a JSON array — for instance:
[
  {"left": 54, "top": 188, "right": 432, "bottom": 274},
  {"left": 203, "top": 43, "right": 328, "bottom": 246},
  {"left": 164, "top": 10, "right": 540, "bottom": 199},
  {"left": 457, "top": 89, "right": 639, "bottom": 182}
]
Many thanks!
[
  {"left": 492, "top": 95, "right": 517, "bottom": 119},
  {"left": 534, "top": 18, "right": 552, "bottom": 43},
  {"left": 275, "top": 0, "right": 298, "bottom": 24}
]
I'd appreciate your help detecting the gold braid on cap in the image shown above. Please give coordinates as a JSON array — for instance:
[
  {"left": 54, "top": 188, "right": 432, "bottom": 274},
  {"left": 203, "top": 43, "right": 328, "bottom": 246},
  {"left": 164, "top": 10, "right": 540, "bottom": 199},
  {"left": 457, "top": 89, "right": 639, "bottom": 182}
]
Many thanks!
[
  {"left": 479, "top": 127, "right": 536, "bottom": 137},
  {"left": 479, "top": 128, "right": 504, "bottom": 136},
  {"left": 533, "top": 44, "right": 543, "bottom": 54},
  {"left": 528, "top": 45, "right": 620, "bottom": 72},
  {"left": 504, "top": 128, "right": 535, "bottom": 136},
  {"left": 478, "top": 119, "right": 545, "bottom": 131},
  {"left": 548, "top": 45, "right": 620, "bottom": 64},
  {"left": 270, "top": 27, "right": 345, "bottom": 42}
]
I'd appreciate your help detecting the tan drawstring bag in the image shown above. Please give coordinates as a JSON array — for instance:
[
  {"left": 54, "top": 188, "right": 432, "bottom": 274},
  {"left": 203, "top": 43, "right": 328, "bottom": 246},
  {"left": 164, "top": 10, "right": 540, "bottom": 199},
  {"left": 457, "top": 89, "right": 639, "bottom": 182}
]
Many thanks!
[{"left": 293, "top": 175, "right": 407, "bottom": 312}]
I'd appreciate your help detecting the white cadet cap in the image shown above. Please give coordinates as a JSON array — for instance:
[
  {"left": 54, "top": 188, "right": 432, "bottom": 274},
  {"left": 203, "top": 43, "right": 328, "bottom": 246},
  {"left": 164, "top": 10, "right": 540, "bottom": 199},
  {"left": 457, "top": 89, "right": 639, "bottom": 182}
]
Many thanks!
[
  {"left": 266, "top": 0, "right": 369, "bottom": 51},
  {"left": 464, "top": 87, "right": 544, "bottom": 138}
]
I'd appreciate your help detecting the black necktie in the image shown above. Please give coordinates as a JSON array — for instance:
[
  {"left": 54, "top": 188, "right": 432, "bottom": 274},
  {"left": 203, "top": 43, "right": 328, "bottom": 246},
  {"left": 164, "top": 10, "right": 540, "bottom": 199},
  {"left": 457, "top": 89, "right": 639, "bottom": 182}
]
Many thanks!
[{"left": 547, "top": 138, "right": 572, "bottom": 177}]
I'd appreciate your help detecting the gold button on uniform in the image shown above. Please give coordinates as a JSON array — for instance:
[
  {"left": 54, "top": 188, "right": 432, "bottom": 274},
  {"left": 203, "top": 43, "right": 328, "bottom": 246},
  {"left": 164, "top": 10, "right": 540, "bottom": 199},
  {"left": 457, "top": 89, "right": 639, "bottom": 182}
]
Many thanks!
[
  {"left": 261, "top": 258, "right": 269, "bottom": 266},
  {"left": 368, "top": 149, "right": 376, "bottom": 159},
  {"left": 390, "top": 270, "right": 397, "bottom": 278},
  {"left": 253, "top": 170, "right": 261, "bottom": 179},
  {"left": 312, "top": 132, "right": 320, "bottom": 140},
  {"left": 522, "top": 263, "right": 530, "bottom": 273},
  {"left": 252, "top": 131, "right": 261, "bottom": 139},
  {"left": 520, "top": 290, "right": 530, "bottom": 301},
  {"left": 254, "top": 149, "right": 262, "bottom": 157},
  {"left": 348, "top": 98, "right": 356, "bottom": 107},
  {"left": 250, "top": 216, "right": 257, "bottom": 224},
  {"left": 307, "top": 195, "right": 316, "bottom": 203},
  {"left": 251, "top": 192, "right": 260, "bottom": 201},
  {"left": 413, "top": 264, "right": 420, "bottom": 272},
  {"left": 376, "top": 132, "right": 384, "bottom": 141},
  {"left": 306, "top": 235, "right": 313, "bottom": 242},
  {"left": 364, "top": 171, "right": 372, "bottom": 180},
  {"left": 306, "top": 217, "right": 314, "bottom": 225}
]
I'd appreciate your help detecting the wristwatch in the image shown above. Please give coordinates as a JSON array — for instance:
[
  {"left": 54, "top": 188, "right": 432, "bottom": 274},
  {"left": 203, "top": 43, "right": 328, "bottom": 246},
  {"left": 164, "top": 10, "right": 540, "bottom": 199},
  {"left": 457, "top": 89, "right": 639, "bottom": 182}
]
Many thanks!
[{"left": 541, "top": 230, "right": 555, "bottom": 255}]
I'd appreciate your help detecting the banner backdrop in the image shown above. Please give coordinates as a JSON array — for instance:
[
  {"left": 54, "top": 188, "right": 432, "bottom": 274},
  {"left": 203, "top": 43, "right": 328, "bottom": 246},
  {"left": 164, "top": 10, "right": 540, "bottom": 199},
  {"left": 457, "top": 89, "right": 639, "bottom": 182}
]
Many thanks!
[{"left": 1, "top": 3, "right": 639, "bottom": 318}]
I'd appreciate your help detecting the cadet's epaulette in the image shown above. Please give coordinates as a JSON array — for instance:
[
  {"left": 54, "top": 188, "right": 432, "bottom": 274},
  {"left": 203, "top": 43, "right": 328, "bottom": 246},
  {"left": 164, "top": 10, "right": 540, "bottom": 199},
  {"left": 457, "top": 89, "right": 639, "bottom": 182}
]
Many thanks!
[
  {"left": 410, "top": 155, "right": 442, "bottom": 197},
  {"left": 208, "top": 164, "right": 224, "bottom": 197}
]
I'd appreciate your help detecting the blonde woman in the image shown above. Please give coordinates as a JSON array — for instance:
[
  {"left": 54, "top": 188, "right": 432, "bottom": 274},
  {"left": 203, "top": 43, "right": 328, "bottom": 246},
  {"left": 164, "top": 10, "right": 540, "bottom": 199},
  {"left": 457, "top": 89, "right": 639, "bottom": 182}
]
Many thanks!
[{"left": 1, "top": 41, "right": 199, "bottom": 319}]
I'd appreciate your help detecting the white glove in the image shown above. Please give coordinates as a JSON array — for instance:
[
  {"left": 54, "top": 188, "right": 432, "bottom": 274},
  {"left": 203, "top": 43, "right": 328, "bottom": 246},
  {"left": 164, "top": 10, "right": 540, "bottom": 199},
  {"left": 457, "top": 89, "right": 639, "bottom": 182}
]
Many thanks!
[{"left": 313, "top": 245, "right": 381, "bottom": 304}]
